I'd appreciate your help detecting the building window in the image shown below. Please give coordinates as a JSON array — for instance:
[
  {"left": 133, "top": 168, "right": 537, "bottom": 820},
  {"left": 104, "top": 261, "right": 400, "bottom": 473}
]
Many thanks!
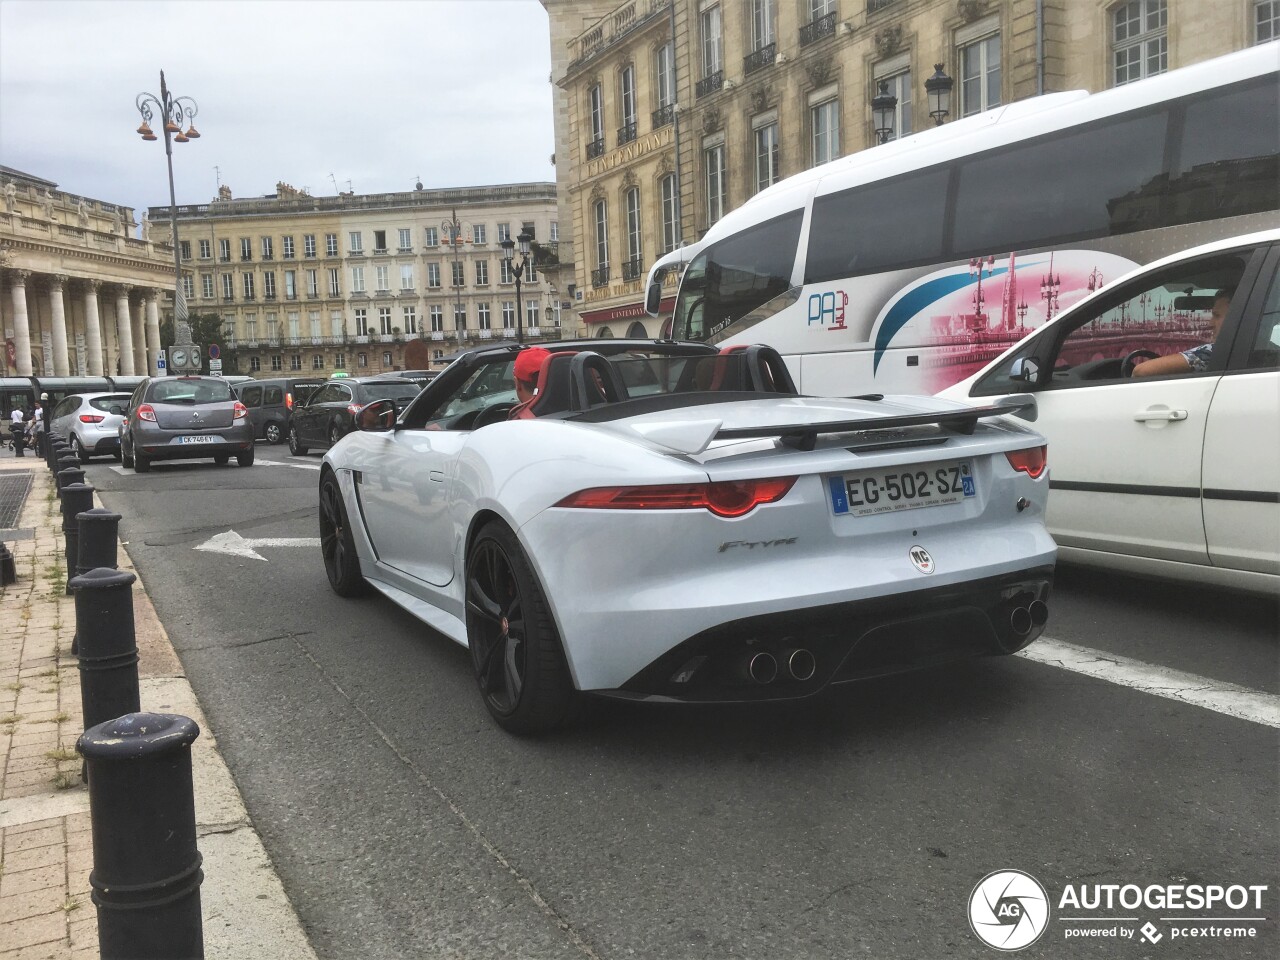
[
  {"left": 526, "top": 300, "right": 540, "bottom": 329},
  {"left": 221, "top": 273, "right": 233, "bottom": 300},
  {"left": 501, "top": 301, "right": 516, "bottom": 329},
  {"left": 285, "top": 270, "right": 297, "bottom": 299},
  {"left": 427, "top": 263, "right": 441, "bottom": 288},
  {"left": 1261, "top": 0, "right": 1280, "bottom": 41},
  {"left": 198, "top": 239, "right": 211, "bottom": 259},
  {"left": 330, "top": 310, "right": 343, "bottom": 338},
  {"left": 312, "top": 354, "right": 324, "bottom": 370},
  {"left": 475, "top": 260, "right": 489, "bottom": 285},
  {"left": 705, "top": 143, "right": 727, "bottom": 225},
  {"left": 182, "top": 275, "right": 194, "bottom": 299},
  {"left": 283, "top": 235, "right": 295, "bottom": 259},
  {"left": 750, "top": 0, "right": 775, "bottom": 51},
  {"left": 287, "top": 312, "right": 301, "bottom": 339},
  {"left": 379, "top": 306, "right": 393, "bottom": 335},
  {"left": 960, "top": 32, "right": 1002, "bottom": 115},
  {"left": 811, "top": 97, "right": 840, "bottom": 164},
  {"left": 594, "top": 199, "right": 609, "bottom": 282},
  {"left": 660, "top": 175, "right": 678, "bottom": 254},
  {"left": 429, "top": 305, "right": 444, "bottom": 332},
  {"left": 432, "top": 349, "right": 444, "bottom": 362},
  {"left": 266, "top": 313, "right": 278, "bottom": 340},
  {"left": 402, "top": 305, "right": 416, "bottom": 333},
  {"left": 472, "top": 224, "right": 487, "bottom": 245},
  {"left": 625, "top": 187, "right": 642, "bottom": 279},
  {"left": 328, "top": 268, "right": 340, "bottom": 297},
  {"left": 656, "top": 41, "right": 675, "bottom": 112},
  {"left": 588, "top": 84, "right": 605, "bottom": 155},
  {"left": 270, "top": 355, "right": 282, "bottom": 372},
  {"left": 201, "top": 274, "right": 215, "bottom": 299},
  {"left": 549, "top": 221, "right": 559, "bottom": 242},
  {"left": 1112, "top": 0, "right": 1167, "bottom": 86},
  {"left": 477, "top": 302, "right": 492, "bottom": 330},
  {"left": 240, "top": 237, "right": 252, "bottom": 261},
  {"left": 497, "top": 223, "right": 511, "bottom": 243},
  {"left": 755, "top": 121, "right": 780, "bottom": 193},
  {"left": 810, "top": 0, "right": 835, "bottom": 17},
  {"left": 398, "top": 228, "right": 412, "bottom": 252},
  {"left": 290, "top": 354, "right": 302, "bottom": 371},
  {"left": 400, "top": 264, "right": 414, "bottom": 290},
  {"left": 500, "top": 258, "right": 514, "bottom": 284},
  {"left": 619, "top": 65, "right": 637, "bottom": 143},
  {"left": 264, "top": 272, "right": 277, "bottom": 299},
  {"left": 306, "top": 270, "right": 318, "bottom": 297},
  {"left": 261, "top": 236, "right": 274, "bottom": 260},
  {"left": 873, "top": 67, "right": 912, "bottom": 142},
  {"left": 334, "top": 352, "right": 346, "bottom": 369},
  {"left": 218, "top": 238, "right": 231, "bottom": 262},
  {"left": 550, "top": 301, "right": 562, "bottom": 328},
  {"left": 309, "top": 310, "right": 322, "bottom": 338},
  {"left": 180, "top": 240, "right": 192, "bottom": 261},
  {"left": 373, "top": 230, "right": 387, "bottom": 253},
  {"left": 304, "top": 234, "right": 316, "bottom": 257},
  {"left": 351, "top": 267, "right": 365, "bottom": 294},
  {"left": 701, "top": 5, "right": 723, "bottom": 77},
  {"left": 325, "top": 233, "right": 338, "bottom": 256},
  {"left": 424, "top": 226, "right": 439, "bottom": 247},
  {"left": 358, "top": 353, "right": 367, "bottom": 368},
  {"left": 375, "top": 265, "right": 390, "bottom": 292},
  {"left": 454, "top": 304, "right": 467, "bottom": 330},
  {"left": 348, "top": 231, "right": 363, "bottom": 254},
  {"left": 451, "top": 261, "right": 465, "bottom": 287},
  {"left": 250, "top": 356, "right": 261, "bottom": 372},
  {"left": 355, "top": 308, "right": 369, "bottom": 336},
  {"left": 382, "top": 352, "right": 392, "bottom": 366}
]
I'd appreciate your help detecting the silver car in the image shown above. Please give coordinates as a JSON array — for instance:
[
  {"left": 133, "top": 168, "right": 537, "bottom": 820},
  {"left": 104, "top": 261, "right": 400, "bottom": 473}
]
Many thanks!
[
  {"left": 119, "top": 376, "right": 255, "bottom": 472},
  {"left": 48, "top": 392, "right": 131, "bottom": 462}
]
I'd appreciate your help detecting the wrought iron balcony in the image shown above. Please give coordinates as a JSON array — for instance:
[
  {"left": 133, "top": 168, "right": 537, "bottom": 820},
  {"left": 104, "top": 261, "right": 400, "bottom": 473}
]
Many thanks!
[
  {"left": 591, "top": 265, "right": 610, "bottom": 288},
  {"left": 744, "top": 42, "right": 776, "bottom": 76},
  {"left": 617, "top": 121, "right": 637, "bottom": 146},
  {"left": 652, "top": 103, "right": 675, "bottom": 129},
  {"left": 586, "top": 137, "right": 606, "bottom": 160},
  {"left": 696, "top": 70, "right": 724, "bottom": 99},
  {"left": 621, "top": 257, "right": 644, "bottom": 282},
  {"left": 800, "top": 12, "right": 836, "bottom": 46}
]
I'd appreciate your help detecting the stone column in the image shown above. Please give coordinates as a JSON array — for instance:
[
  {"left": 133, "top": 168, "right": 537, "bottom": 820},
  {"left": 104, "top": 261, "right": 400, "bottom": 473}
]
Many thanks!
[
  {"left": 83, "top": 280, "right": 104, "bottom": 377},
  {"left": 48, "top": 274, "right": 71, "bottom": 376},
  {"left": 8, "top": 269, "right": 33, "bottom": 376},
  {"left": 131, "top": 297, "right": 147, "bottom": 375},
  {"left": 145, "top": 291, "right": 162, "bottom": 377},
  {"left": 114, "top": 285, "right": 135, "bottom": 375}
]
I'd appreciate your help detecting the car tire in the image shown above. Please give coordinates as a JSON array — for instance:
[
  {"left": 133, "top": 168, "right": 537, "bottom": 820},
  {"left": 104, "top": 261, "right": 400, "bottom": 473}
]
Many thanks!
[
  {"left": 214, "top": 454, "right": 230, "bottom": 466},
  {"left": 264, "top": 421, "right": 283, "bottom": 444},
  {"left": 134, "top": 451, "right": 151, "bottom": 473},
  {"left": 289, "top": 426, "right": 308, "bottom": 456},
  {"left": 328, "top": 423, "right": 342, "bottom": 447},
  {"left": 237, "top": 448, "right": 254, "bottom": 467},
  {"left": 465, "top": 521, "right": 578, "bottom": 736},
  {"left": 319, "top": 473, "right": 366, "bottom": 597},
  {"left": 121, "top": 443, "right": 134, "bottom": 469},
  {"left": 70, "top": 435, "right": 90, "bottom": 463}
]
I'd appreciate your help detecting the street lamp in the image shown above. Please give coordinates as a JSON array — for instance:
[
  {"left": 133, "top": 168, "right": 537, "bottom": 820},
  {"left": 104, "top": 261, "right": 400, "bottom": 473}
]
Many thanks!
[
  {"left": 871, "top": 79, "right": 898, "bottom": 145},
  {"left": 441, "top": 209, "right": 467, "bottom": 341},
  {"left": 924, "top": 63, "right": 953, "bottom": 126},
  {"left": 501, "top": 229, "right": 534, "bottom": 344},
  {"left": 135, "top": 71, "right": 199, "bottom": 335}
]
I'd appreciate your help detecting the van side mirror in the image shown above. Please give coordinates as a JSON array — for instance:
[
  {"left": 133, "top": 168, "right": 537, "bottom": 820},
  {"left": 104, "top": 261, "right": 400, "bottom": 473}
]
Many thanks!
[
  {"left": 644, "top": 268, "right": 666, "bottom": 316},
  {"left": 358, "top": 399, "right": 396, "bottom": 432}
]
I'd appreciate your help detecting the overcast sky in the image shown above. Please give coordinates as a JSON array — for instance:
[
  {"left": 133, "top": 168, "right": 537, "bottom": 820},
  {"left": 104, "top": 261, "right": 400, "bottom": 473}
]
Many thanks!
[{"left": 0, "top": 0, "right": 556, "bottom": 216}]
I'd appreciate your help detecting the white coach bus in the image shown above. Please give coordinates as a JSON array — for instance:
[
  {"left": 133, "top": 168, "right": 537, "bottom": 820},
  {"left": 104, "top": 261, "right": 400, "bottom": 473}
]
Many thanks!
[{"left": 644, "top": 44, "right": 1279, "bottom": 396}]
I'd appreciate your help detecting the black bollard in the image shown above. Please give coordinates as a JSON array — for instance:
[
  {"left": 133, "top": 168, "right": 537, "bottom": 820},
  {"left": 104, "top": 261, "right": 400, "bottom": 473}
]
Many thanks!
[
  {"left": 60, "top": 484, "right": 95, "bottom": 595},
  {"left": 70, "top": 568, "right": 141, "bottom": 731},
  {"left": 58, "top": 466, "right": 86, "bottom": 494},
  {"left": 54, "top": 455, "right": 78, "bottom": 493},
  {"left": 73, "top": 508, "right": 121, "bottom": 655},
  {"left": 77, "top": 712, "right": 205, "bottom": 960},
  {"left": 49, "top": 438, "right": 69, "bottom": 473}
]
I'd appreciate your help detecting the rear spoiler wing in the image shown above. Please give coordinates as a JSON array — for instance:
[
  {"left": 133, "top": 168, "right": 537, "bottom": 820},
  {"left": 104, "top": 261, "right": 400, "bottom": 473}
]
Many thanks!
[{"left": 716, "top": 396, "right": 1036, "bottom": 451}]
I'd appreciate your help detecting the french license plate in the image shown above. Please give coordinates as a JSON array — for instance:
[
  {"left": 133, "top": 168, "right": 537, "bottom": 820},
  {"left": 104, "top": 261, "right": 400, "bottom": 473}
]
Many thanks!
[
  {"left": 179, "top": 435, "right": 219, "bottom": 444},
  {"left": 830, "top": 460, "right": 975, "bottom": 517}
]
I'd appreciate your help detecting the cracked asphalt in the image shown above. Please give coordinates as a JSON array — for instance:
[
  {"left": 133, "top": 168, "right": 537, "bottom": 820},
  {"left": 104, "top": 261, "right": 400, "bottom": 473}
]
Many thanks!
[{"left": 86, "top": 444, "right": 1278, "bottom": 959}]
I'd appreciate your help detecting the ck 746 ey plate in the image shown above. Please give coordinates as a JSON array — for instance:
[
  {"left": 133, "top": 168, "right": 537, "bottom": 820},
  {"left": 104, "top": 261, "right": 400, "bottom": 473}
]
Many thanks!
[{"left": 830, "top": 459, "right": 976, "bottom": 517}]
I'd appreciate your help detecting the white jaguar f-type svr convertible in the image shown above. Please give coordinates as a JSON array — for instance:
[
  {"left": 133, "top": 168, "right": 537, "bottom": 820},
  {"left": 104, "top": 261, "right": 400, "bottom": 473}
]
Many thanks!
[{"left": 319, "top": 340, "right": 1055, "bottom": 734}]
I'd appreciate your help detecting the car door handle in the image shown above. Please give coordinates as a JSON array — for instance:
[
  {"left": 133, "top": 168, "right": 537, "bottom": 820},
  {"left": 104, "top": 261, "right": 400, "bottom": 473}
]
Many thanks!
[
  {"left": 1133, "top": 408, "right": 1188, "bottom": 422},
  {"left": 429, "top": 469, "right": 445, "bottom": 483}
]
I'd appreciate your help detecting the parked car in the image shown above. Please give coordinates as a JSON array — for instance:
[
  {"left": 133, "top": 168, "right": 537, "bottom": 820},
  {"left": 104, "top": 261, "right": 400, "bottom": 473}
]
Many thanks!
[
  {"left": 119, "top": 375, "right": 255, "bottom": 472},
  {"left": 376, "top": 369, "right": 437, "bottom": 390},
  {"left": 939, "top": 229, "right": 1280, "bottom": 595},
  {"left": 47, "top": 392, "right": 131, "bottom": 462},
  {"left": 234, "top": 377, "right": 323, "bottom": 444},
  {"left": 318, "top": 339, "right": 1055, "bottom": 734},
  {"left": 288, "top": 376, "right": 420, "bottom": 455}
]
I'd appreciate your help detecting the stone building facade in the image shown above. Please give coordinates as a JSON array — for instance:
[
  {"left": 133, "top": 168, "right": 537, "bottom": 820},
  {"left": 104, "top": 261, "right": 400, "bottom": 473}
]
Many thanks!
[
  {"left": 151, "top": 182, "right": 561, "bottom": 377},
  {"left": 542, "top": 0, "right": 1273, "bottom": 338},
  {"left": 1, "top": 165, "right": 175, "bottom": 377}
]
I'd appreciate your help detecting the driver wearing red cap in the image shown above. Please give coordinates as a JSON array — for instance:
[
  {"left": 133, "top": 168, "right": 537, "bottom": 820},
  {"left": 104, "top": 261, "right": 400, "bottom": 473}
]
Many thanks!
[{"left": 509, "top": 347, "right": 551, "bottom": 419}]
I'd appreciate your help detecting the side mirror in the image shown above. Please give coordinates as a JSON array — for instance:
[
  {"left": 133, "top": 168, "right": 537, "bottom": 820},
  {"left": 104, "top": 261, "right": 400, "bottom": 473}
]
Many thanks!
[
  {"left": 358, "top": 399, "right": 396, "bottom": 432},
  {"left": 1009, "top": 357, "right": 1040, "bottom": 384},
  {"left": 644, "top": 269, "right": 666, "bottom": 316}
]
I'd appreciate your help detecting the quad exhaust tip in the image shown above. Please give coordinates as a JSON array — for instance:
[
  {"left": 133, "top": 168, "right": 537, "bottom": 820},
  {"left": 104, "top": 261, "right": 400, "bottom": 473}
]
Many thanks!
[
  {"left": 745, "top": 651, "right": 778, "bottom": 684},
  {"left": 781, "top": 648, "right": 817, "bottom": 682}
]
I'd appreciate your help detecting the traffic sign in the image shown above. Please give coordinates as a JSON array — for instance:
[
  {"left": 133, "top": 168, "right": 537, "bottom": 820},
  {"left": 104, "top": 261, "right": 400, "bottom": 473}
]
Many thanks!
[
  {"left": 156, "top": 358, "right": 166, "bottom": 370},
  {"left": 209, "top": 343, "right": 220, "bottom": 360},
  {"left": 209, "top": 359, "right": 223, "bottom": 373}
]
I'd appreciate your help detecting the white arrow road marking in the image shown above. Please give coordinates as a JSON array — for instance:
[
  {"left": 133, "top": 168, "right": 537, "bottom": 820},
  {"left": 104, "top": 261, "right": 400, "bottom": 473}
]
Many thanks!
[
  {"left": 1018, "top": 637, "right": 1280, "bottom": 729},
  {"left": 194, "top": 529, "right": 320, "bottom": 562}
]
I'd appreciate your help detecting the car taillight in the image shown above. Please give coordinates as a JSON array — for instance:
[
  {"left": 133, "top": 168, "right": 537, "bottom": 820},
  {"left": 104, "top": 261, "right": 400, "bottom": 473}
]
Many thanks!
[
  {"left": 1005, "top": 445, "right": 1047, "bottom": 479},
  {"left": 285, "top": 393, "right": 294, "bottom": 409},
  {"left": 233, "top": 401, "right": 248, "bottom": 420},
  {"left": 555, "top": 477, "right": 797, "bottom": 518},
  {"left": 347, "top": 403, "right": 364, "bottom": 416},
  {"left": 78, "top": 414, "right": 105, "bottom": 423},
  {"left": 136, "top": 404, "right": 157, "bottom": 422}
]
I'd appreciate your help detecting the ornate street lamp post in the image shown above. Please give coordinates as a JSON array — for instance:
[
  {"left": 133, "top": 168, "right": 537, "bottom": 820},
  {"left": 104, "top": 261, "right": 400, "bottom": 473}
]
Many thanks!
[
  {"left": 442, "top": 209, "right": 467, "bottom": 342},
  {"left": 135, "top": 71, "right": 199, "bottom": 362},
  {"left": 871, "top": 79, "right": 898, "bottom": 145},
  {"left": 500, "top": 230, "right": 534, "bottom": 344},
  {"left": 924, "top": 63, "right": 954, "bottom": 126}
]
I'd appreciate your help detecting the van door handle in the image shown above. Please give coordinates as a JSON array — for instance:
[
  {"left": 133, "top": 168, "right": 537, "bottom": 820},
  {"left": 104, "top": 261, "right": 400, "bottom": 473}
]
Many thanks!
[
  {"left": 429, "top": 469, "right": 445, "bottom": 483},
  {"left": 1133, "top": 408, "right": 1188, "bottom": 422}
]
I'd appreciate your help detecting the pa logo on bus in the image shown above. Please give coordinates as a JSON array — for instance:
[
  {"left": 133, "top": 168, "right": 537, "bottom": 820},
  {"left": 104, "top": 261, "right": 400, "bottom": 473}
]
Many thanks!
[{"left": 909, "top": 545, "right": 935, "bottom": 574}]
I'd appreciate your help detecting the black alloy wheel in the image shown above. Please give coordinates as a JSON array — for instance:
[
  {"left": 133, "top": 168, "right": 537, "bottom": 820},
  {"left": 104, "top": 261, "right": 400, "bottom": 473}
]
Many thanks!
[
  {"left": 328, "top": 423, "right": 342, "bottom": 447},
  {"left": 264, "top": 421, "right": 283, "bottom": 444},
  {"left": 289, "top": 425, "right": 308, "bottom": 456},
  {"left": 319, "top": 473, "right": 366, "bottom": 596},
  {"left": 465, "top": 521, "right": 576, "bottom": 735},
  {"left": 70, "top": 435, "right": 90, "bottom": 463}
]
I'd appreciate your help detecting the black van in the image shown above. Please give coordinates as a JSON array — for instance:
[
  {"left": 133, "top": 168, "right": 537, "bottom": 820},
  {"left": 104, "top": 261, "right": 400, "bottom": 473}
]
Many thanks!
[{"left": 233, "top": 377, "right": 323, "bottom": 444}]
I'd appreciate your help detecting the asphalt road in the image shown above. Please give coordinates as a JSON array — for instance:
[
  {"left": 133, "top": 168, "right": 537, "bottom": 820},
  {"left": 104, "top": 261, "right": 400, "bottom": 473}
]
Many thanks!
[{"left": 85, "top": 444, "right": 1279, "bottom": 960}]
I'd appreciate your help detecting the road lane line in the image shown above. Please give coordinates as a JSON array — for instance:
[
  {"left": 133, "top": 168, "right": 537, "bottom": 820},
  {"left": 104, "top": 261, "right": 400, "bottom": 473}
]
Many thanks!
[{"left": 1018, "top": 637, "right": 1280, "bottom": 729}]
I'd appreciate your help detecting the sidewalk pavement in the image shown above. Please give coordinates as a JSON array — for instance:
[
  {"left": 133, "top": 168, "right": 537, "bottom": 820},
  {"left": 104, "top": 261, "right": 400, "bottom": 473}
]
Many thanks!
[{"left": 0, "top": 452, "right": 318, "bottom": 960}]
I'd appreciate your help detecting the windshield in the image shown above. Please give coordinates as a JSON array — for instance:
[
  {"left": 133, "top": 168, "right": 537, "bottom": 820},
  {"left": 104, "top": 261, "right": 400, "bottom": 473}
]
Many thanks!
[
  {"left": 149, "top": 379, "right": 233, "bottom": 404},
  {"left": 89, "top": 395, "right": 131, "bottom": 414},
  {"left": 365, "top": 384, "right": 422, "bottom": 403}
]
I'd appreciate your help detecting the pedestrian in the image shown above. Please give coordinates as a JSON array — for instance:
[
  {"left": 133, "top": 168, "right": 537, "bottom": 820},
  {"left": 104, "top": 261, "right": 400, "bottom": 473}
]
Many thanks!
[
  {"left": 9, "top": 405, "right": 27, "bottom": 456},
  {"left": 30, "top": 399, "right": 45, "bottom": 457}
]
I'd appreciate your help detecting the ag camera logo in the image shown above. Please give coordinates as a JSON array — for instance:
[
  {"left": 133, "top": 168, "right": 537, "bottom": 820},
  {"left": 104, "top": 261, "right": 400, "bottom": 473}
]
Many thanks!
[{"left": 969, "top": 870, "right": 1050, "bottom": 951}]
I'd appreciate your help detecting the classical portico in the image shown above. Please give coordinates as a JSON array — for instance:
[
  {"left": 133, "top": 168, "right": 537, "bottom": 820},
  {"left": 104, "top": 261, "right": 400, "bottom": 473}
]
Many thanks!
[{"left": 1, "top": 164, "right": 177, "bottom": 378}]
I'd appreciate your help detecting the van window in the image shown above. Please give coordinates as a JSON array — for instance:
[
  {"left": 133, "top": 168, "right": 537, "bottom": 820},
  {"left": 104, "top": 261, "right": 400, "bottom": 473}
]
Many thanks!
[
  {"left": 240, "top": 386, "right": 263, "bottom": 407},
  {"left": 263, "top": 386, "right": 283, "bottom": 405}
]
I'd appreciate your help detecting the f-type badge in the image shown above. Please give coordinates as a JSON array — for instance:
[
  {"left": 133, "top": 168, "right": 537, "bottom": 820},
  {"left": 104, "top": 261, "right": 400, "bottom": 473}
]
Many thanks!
[{"left": 909, "top": 545, "right": 934, "bottom": 574}]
